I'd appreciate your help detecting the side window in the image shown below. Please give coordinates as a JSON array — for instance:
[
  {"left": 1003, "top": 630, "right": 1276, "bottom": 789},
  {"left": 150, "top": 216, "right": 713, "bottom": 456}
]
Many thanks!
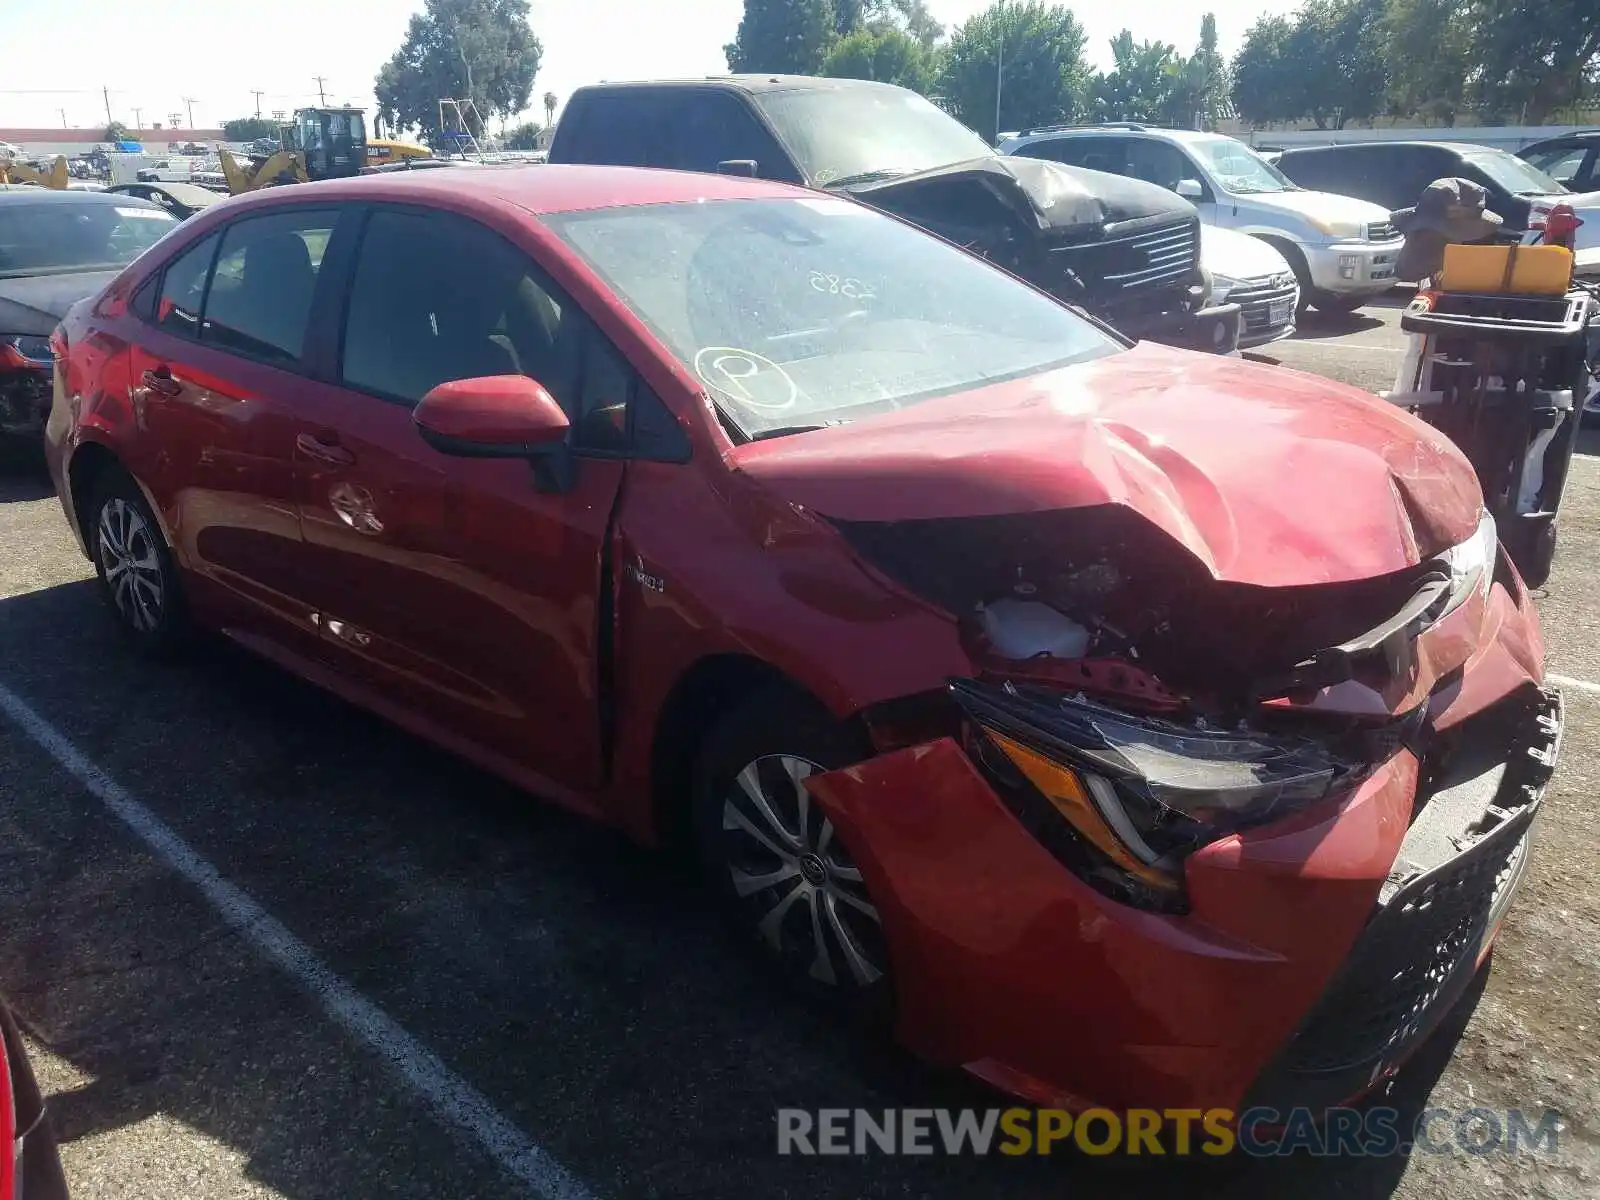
[
  {"left": 201, "top": 210, "right": 336, "bottom": 366},
  {"left": 560, "top": 95, "right": 662, "bottom": 166},
  {"left": 1125, "top": 139, "right": 1195, "bottom": 192},
  {"left": 669, "top": 93, "right": 791, "bottom": 179},
  {"left": 340, "top": 208, "right": 684, "bottom": 458},
  {"left": 154, "top": 232, "right": 220, "bottom": 338},
  {"left": 1014, "top": 138, "right": 1091, "bottom": 167},
  {"left": 1524, "top": 144, "right": 1586, "bottom": 186},
  {"left": 1073, "top": 138, "right": 1130, "bottom": 177},
  {"left": 130, "top": 273, "right": 160, "bottom": 322}
]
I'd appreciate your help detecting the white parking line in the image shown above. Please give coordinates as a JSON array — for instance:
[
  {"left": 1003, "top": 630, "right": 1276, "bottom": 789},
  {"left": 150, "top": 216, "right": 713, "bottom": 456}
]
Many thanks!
[
  {"left": 0, "top": 681, "right": 596, "bottom": 1200},
  {"left": 1550, "top": 672, "right": 1600, "bottom": 697}
]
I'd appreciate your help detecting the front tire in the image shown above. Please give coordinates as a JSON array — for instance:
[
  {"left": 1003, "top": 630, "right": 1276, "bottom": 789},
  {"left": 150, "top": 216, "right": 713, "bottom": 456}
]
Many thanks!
[
  {"left": 87, "top": 469, "right": 189, "bottom": 656},
  {"left": 691, "top": 687, "right": 892, "bottom": 1012},
  {"left": 1311, "top": 290, "right": 1365, "bottom": 314}
]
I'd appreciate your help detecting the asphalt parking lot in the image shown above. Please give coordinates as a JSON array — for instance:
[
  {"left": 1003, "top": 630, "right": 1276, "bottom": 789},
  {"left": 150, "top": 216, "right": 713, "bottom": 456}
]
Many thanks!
[{"left": 1, "top": 299, "right": 1598, "bottom": 1199}]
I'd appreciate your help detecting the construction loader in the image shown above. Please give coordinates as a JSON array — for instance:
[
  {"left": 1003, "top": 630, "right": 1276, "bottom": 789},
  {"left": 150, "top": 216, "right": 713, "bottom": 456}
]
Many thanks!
[
  {"left": 219, "top": 106, "right": 369, "bottom": 194},
  {"left": 0, "top": 157, "right": 68, "bottom": 189}
]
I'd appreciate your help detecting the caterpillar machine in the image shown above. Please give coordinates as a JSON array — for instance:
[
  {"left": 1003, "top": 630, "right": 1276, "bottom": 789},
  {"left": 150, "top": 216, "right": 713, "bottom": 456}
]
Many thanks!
[
  {"left": 1383, "top": 179, "right": 1595, "bottom": 588},
  {"left": 219, "top": 106, "right": 369, "bottom": 193},
  {"left": 0, "top": 157, "right": 68, "bottom": 188}
]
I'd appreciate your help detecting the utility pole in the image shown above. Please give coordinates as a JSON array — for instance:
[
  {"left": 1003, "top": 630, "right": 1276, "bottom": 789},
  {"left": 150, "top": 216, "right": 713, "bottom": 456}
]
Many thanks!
[
  {"left": 994, "top": 28, "right": 1004, "bottom": 145},
  {"left": 251, "top": 90, "right": 264, "bottom": 118},
  {"left": 59, "top": 109, "right": 68, "bottom": 129},
  {"left": 182, "top": 97, "right": 197, "bottom": 129},
  {"left": 132, "top": 107, "right": 143, "bottom": 132},
  {"left": 103, "top": 86, "right": 113, "bottom": 128},
  {"left": 313, "top": 76, "right": 328, "bottom": 105}
]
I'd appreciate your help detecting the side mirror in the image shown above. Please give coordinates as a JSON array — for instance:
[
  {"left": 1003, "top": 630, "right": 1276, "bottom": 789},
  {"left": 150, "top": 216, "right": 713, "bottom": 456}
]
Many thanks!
[
  {"left": 414, "top": 375, "right": 575, "bottom": 491},
  {"left": 716, "top": 158, "right": 758, "bottom": 177},
  {"left": 414, "top": 374, "right": 570, "bottom": 456},
  {"left": 1175, "top": 178, "right": 1204, "bottom": 200}
]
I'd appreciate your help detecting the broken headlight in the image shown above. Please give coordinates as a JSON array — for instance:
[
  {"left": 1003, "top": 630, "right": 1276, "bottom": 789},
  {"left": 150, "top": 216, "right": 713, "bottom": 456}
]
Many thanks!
[
  {"left": 1439, "top": 512, "right": 1497, "bottom": 621},
  {"left": 952, "top": 678, "right": 1363, "bottom": 908}
]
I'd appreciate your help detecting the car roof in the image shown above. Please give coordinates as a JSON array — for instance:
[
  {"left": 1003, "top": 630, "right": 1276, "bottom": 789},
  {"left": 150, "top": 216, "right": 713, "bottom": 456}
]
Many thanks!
[
  {"left": 0, "top": 187, "right": 164, "bottom": 209},
  {"left": 1012, "top": 126, "right": 1225, "bottom": 144},
  {"left": 1522, "top": 130, "right": 1600, "bottom": 148},
  {"left": 1280, "top": 141, "right": 1491, "bottom": 156},
  {"left": 213, "top": 163, "right": 815, "bottom": 217},
  {"left": 572, "top": 74, "right": 911, "bottom": 97}
]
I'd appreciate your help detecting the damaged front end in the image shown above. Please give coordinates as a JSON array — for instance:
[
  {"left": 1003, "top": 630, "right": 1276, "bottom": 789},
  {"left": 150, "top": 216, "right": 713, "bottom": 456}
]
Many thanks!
[
  {"left": 840, "top": 504, "right": 1506, "bottom": 913},
  {"left": 845, "top": 156, "right": 1241, "bottom": 354}
]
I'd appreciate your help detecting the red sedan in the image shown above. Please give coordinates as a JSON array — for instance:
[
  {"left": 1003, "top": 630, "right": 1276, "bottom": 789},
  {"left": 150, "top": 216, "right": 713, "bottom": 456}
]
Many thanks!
[{"left": 44, "top": 165, "right": 1559, "bottom": 1115}]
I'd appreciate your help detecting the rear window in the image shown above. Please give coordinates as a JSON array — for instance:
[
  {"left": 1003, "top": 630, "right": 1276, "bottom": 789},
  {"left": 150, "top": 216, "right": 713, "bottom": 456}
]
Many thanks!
[
  {"left": 543, "top": 196, "right": 1120, "bottom": 440},
  {"left": 0, "top": 200, "right": 177, "bottom": 276}
]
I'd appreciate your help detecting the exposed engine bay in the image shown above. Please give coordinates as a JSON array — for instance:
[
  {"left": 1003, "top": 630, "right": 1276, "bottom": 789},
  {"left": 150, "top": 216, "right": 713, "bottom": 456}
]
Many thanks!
[{"left": 836, "top": 505, "right": 1479, "bottom": 713}]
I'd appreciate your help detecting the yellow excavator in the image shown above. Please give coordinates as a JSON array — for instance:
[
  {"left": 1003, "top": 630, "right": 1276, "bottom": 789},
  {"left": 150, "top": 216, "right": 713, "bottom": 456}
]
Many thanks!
[
  {"left": 0, "top": 156, "right": 69, "bottom": 189},
  {"left": 219, "top": 106, "right": 371, "bottom": 194}
]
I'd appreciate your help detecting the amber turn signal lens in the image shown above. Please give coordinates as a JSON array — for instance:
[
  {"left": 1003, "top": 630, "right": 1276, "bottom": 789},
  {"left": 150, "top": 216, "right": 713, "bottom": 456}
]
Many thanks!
[{"left": 985, "top": 729, "right": 1180, "bottom": 891}]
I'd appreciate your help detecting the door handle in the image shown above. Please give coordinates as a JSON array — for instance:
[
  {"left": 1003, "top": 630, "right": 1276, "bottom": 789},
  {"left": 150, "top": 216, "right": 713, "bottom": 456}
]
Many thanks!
[
  {"left": 140, "top": 365, "right": 182, "bottom": 397},
  {"left": 295, "top": 431, "right": 356, "bottom": 466}
]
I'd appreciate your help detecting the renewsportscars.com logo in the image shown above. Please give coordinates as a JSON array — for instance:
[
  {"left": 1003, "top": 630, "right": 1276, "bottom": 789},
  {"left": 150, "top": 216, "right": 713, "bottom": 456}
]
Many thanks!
[{"left": 776, "top": 1107, "right": 1565, "bottom": 1158}]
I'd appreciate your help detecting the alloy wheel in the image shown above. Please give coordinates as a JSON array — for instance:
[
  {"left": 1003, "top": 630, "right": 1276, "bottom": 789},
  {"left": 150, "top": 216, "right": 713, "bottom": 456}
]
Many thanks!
[
  {"left": 97, "top": 498, "right": 165, "bottom": 633},
  {"left": 721, "top": 754, "right": 886, "bottom": 988}
]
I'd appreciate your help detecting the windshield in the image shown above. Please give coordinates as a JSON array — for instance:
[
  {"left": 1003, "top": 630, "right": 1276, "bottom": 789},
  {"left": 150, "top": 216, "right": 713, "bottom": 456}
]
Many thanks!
[
  {"left": 1190, "top": 137, "right": 1299, "bottom": 194},
  {"left": 1465, "top": 152, "right": 1565, "bottom": 196},
  {"left": 0, "top": 201, "right": 177, "bottom": 276},
  {"left": 544, "top": 197, "right": 1120, "bottom": 440},
  {"left": 756, "top": 87, "right": 995, "bottom": 186}
]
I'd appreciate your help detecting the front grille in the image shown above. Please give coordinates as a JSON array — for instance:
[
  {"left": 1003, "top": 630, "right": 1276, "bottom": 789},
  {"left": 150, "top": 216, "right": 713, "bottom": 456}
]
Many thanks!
[
  {"left": 1051, "top": 218, "right": 1198, "bottom": 296},
  {"left": 1367, "top": 220, "right": 1400, "bottom": 241},
  {"left": 1244, "top": 687, "right": 1561, "bottom": 1110},
  {"left": 1228, "top": 274, "right": 1298, "bottom": 334}
]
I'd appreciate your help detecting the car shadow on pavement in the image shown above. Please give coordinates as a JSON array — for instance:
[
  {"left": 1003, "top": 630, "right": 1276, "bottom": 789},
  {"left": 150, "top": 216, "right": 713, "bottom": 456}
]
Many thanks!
[
  {"left": 1290, "top": 309, "right": 1388, "bottom": 341},
  {"left": 0, "top": 578, "right": 1488, "bottom": 1200}
]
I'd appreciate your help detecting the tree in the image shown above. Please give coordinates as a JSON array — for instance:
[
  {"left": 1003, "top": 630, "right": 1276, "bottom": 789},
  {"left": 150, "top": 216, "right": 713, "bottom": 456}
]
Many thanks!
[
  {"left": 504, "top": 120, "right": 543, "bottom": 150},
  {"left": 1230, "top": 1, "right": 1385, "bottom": 129},
  {"left": 375, "top": 0, "right": 542, "bottom": 140},
  {"left": 222, "top": 116, "right": 280, "bottom": 142},
  {"left": 1381, "top": 0, "right": 1471, "bottom": 124},
  {"left": 867, "top": 0, "right": 943, "bottom": 48},
  {"left": 1189, "top": 13, "right": 1231, "bottom": 128},
  {"left": 1090, "top": 33, "right": 1182, "bottom": 124},
  {"left": 543, "top": 91, "right": 558, "bottom": 127},
  {"left": 103, "top": 121, "right": 129, "bottom": 143},
  {"left": 724, "top": 0, "right": 837, "bottom": 74},
  {"left": 1465, "top": 0, "right": 1600, "bottom": 122},
  {"left": 939, "top": 1, "right": 1090, "bottom": 142},
  {"left": 834, "top": 0, "right": 864, "bottom": 37},
  {"left": 822, "top": 25, "right": 935, "bottom": 93}
]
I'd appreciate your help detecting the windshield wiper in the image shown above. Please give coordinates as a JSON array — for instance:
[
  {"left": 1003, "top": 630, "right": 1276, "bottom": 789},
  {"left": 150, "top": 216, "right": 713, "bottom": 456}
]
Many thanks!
[{"left": 824, "top": 168, "right": 911, "bottom": 189}]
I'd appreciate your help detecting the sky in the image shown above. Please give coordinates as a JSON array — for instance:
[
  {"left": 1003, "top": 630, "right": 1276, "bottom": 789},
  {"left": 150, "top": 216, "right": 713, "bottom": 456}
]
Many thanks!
[{"left": 0, "top": 0, "right": 1302, "bottom": 135}]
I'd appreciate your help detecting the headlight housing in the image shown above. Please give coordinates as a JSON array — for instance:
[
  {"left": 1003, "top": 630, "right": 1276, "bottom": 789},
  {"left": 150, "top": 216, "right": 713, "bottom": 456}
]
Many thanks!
[
  {"left": 1439, "top": 512, "right": 1497, "bottom": 620},
  {"left": 1307, "top": 216, "right": 1366, "bottom": 241},
  {"left": 1207, "top": 272, "right": 1245, "bottom": 305},
  {"left": 951, "top": 678, "right": 1374, "bottom": 910}
]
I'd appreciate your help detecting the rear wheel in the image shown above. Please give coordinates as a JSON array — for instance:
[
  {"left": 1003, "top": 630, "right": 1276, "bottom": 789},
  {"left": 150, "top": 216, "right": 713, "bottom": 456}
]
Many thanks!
[
  {"left": 87, "top": 468, "right": 189, "bottom": 656},
  {"left": 691, "top": 687, "right": 892, "bottom": 1012}
]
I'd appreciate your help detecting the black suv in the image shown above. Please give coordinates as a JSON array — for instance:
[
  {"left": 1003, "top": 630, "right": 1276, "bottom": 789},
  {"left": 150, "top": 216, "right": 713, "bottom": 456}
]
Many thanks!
[
  {"left": 1274, "top": 141, "right": 1570, "bottom": 240},
  {"left": 548, "top": 76, "right": 1240, "bottom": 353}
]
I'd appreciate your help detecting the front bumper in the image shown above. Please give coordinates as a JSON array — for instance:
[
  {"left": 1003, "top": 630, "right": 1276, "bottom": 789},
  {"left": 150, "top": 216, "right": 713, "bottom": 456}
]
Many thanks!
[
  {"left": 1116, "top": 301, "right": 1243, "bottom": 355},
  {"left": 1224, "top": 275, "right": 1300, "bottom": 349},
  {"left": 806, "top": 578, "right": 1555, "bottom": 1114},
  {"left": 1304, "top": 240, "right": 1402, "bottom": 295}
]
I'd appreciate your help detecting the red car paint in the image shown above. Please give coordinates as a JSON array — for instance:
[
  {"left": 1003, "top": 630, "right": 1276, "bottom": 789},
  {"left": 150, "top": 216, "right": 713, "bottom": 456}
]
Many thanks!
[{"left": 44, "top": 165, "right": 1552, "bottom": 1115}]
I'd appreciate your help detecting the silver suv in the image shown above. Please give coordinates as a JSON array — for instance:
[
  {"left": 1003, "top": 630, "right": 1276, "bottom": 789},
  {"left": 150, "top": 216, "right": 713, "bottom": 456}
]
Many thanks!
[{"left": 1000, "top": 124, "right": 1403, "bottom": 314}]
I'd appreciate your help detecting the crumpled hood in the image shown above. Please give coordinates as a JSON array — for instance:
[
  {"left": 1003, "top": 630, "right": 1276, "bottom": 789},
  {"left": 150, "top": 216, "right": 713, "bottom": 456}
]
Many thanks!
[
  {"left": 728, "top": 344, "right": 1482, "bottom": 588},
  {"left": 847, "top": 154, "right": 1192, "bottom": 236},
  {"left": 0, "top": 270, "right": 116, "bottom": 335}
]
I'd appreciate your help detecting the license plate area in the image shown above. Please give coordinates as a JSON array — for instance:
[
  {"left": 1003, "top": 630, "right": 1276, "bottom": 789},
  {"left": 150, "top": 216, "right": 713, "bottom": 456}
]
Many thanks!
[{"left": 1269, "top": 300, "right": 1292, "bottom": 326}]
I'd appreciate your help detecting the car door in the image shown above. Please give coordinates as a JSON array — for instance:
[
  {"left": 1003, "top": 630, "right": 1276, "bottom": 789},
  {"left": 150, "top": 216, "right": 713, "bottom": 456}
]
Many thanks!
[
  {"left": 1522, "top": 141, "right": 1595, "bottom": 191},
  {"left": 123, "top": 206, "right": 347, "bottom": 648},
  {"left": 286, "top": 204, "right": 634, "bottom": 793}
]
